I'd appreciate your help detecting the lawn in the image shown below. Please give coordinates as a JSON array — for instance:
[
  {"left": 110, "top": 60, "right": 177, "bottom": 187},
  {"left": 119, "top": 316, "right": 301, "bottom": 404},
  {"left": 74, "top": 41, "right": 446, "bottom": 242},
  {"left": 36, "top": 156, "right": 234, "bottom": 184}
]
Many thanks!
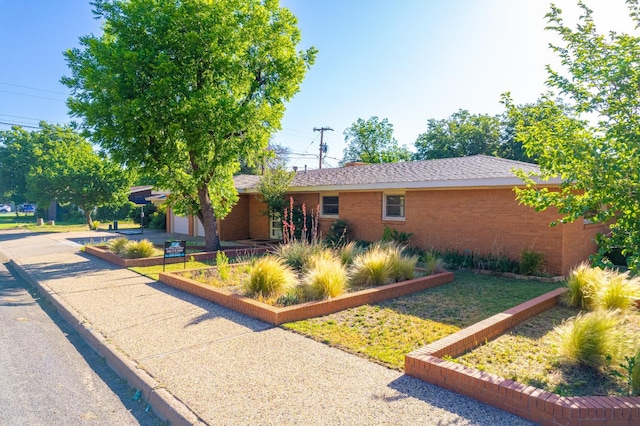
[
  {"left": 0, "top": 212, "right": 140, "bottom": 233},
  {"left": 283, "top": 271, "right": 563, "bottom": 370},
  {"left": 454, "top": 304, "right": 640, "bottom": 397}
]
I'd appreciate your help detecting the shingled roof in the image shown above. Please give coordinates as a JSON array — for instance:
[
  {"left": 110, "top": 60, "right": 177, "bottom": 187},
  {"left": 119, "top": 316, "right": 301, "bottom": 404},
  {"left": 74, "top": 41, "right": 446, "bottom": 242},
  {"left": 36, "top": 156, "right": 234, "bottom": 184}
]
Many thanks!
[{"left": 235, "top": 155, "right": 555, "bottom": 193}]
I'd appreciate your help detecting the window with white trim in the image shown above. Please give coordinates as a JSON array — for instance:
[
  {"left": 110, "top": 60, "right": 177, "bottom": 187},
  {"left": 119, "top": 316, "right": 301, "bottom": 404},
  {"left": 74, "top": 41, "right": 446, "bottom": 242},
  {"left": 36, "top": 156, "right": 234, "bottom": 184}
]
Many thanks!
[
  {"left": 384, "top": 194, "right": 405, "bottom": 220},
  {"left": 320, "top": 195, "right": 339, "bottom": 217}
]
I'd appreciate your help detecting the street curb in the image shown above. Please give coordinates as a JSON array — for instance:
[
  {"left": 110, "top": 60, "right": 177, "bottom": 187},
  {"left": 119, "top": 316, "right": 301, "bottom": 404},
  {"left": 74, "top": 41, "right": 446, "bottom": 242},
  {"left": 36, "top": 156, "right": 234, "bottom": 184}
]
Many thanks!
[{"left": 8, "top": 259, "right": 205, "bottom": 426}]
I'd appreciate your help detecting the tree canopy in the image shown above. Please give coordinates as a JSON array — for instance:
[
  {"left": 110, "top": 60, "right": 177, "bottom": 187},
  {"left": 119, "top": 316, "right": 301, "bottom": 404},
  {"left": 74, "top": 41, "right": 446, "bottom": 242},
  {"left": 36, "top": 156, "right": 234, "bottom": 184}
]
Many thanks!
[
  {"left": 413, "top": 109, "right": 532, "bottom": 163},
  {"left": 62, "top": 0, "right": 316, "bottom": 249},
  {"left": 0, "top": 126, "right": 38, "bottom": 210},
  {"left": 504, "top": 0, "right": 640, "bottom": 270},
  {"left": 0, "top": 123, "right": 131, "bottom": 227},
  {"left": 341, "top": 116, "right": 411, "bottom": 165}
]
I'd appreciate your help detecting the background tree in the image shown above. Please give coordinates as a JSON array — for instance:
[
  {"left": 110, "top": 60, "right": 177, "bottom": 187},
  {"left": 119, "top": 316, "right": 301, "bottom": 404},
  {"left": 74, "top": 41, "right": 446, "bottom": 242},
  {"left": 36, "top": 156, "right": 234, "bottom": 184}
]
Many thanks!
[
  {"left": 0, "top": 126, "right": 38, "bottom": 213},
  {"left": 63, "top": 0, "right": 316, "bottom": 250},
  {"left": 341, "top": 116, "right": 411, "bottom": 164},
  {"left": 413, "top": 109, "right": 533, "bottom": 162},
  {"left": 503, "top": 1, "right": 640, "bottom": 270},
  {"left": 25, "top": 123, "right": 132, "bottom": 229},
  {"left": 256, "top": 165, "right": 295, "bottom": 218}
]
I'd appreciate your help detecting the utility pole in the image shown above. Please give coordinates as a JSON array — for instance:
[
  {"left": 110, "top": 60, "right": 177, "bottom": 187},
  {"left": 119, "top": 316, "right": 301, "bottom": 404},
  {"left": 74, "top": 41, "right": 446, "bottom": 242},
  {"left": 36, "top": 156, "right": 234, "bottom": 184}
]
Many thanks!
[{"left": 313, "top": 126, "right": 333, "bottom": 169}]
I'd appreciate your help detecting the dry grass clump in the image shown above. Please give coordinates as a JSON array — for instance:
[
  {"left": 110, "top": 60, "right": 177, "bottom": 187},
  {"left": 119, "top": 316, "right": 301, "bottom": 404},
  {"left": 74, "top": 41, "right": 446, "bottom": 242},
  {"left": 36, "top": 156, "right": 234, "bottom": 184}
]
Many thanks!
[
  {"left": 107, "top": 236, "right": 129, "bottom": 255},
  {"left": 272, "top": 241, "right": 325, "bottom": 271},
  {"left": 555, "top": 310, "right": 630, "bottom": 370},
  {"left": 303, "top": 254, "right": 348, "bottom": 299},
  {"left": 122, "top": 239, "right": 156, "bottom": 259},
  {"left": 349, "top": 245, "right": 392, "bottom": 287},
  {"left": 564, "top": 263, "right": 640, "bottom": 311},
  {"left": 337, "top": 241, "right": 363, "bottom": 266},
  {"left": 422, "top": 251, "right": 445, "bottom": 275},
  {"left": 245, "top": 255, "right": 296, "bottom": 298}
]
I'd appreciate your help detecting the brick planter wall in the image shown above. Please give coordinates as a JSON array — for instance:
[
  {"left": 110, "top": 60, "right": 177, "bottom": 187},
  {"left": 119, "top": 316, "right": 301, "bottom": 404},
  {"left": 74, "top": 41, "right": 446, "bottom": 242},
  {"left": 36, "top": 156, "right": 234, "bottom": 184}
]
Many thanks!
[
  {"left": 84, "top": 245, "right": 268, "bottom": 268},
  {"left": 405, "top": 288, "right": 640, "bottom": 426},
  {"left": 159, "top": 270, "right": 454, "bottom": 325}
]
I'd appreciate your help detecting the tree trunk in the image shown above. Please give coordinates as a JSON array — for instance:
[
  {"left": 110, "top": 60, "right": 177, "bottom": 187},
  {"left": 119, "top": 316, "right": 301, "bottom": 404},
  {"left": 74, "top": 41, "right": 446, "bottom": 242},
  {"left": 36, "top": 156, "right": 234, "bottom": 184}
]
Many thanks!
[
  {"left": 197, "top": 185, "right": 220, "bottom": 251},
  {"left": 84, "top": 208, "right": 94, "bottom": 230}
]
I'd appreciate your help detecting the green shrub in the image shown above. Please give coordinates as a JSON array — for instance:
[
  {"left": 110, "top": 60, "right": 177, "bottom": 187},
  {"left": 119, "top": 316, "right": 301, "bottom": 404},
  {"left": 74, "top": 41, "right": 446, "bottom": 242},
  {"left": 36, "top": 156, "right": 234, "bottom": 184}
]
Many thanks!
[
  {"left": 556, "top": 310, "right": 626, "bottom": 370},
  {"left": 325, "top": 219, "right": 351, "bottom": 246},
  {"left": 597, "top": 271, "right": 640, "bottom": 310},
  {"left": 122, "top": 239, "right": 157, "bottom": 259},
  {"left": 304, "top": 255, "right": 348, "bottom": 299},
  {"left": 107, "top": 237, "right": 129, "bottom": 255},
  {"left": 519, "top": 249, "right": 546, "bottom": 275},
  {"left": 564, "top": 262, "right": 605, "bottom": 309},
  {"left": 245, "top": 256, "right": 296, "bottom": 298},
  {"left": 349, "top": 246, "right": 392, "bottom": 287},
  {"left": 381, "top": 225, "right": 413, "bottom": 245},
  {"left": 422, "top": 251, "right": 445, "bottom": 275}
]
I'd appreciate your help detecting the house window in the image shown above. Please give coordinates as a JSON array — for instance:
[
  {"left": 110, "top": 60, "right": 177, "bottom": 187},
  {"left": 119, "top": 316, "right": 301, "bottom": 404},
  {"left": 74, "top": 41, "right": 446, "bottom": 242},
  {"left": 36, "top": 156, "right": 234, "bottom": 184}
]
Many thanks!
[
  {"left": 384, "top": 194, "right": 405, "bottom": 220},
  {"left": 321, "top": 195, "right": 339, "bottom": 217}
]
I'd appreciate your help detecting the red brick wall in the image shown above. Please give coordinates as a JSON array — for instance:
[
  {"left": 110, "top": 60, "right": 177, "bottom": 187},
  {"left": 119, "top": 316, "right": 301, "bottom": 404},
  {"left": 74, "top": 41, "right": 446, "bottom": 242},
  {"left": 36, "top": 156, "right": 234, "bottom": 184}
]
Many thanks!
[
  {"left": 335, "top": 188, "right": 597, "bottom": 275},
  {"left": 219, "top": 194, "right": 250, "bottom": 240},
  {"left": 248, "top": 195, "right": 269, "bottom": 239},
  {"left": 561, "top": 221, "right": 605, "bottom": 274}
]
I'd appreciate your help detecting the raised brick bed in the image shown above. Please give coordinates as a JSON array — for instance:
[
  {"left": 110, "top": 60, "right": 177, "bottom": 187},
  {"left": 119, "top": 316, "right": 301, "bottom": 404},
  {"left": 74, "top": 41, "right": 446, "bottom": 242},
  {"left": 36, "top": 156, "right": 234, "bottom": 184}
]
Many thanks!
[
  {"left": 159, "top": 269, "right": 454, "bottom": 325},
  {"left": 84, "top": 245, "right": 268, "bottom": 268},
  {"left": 405, "top": 288, "right": 640, "bottom": 426}
]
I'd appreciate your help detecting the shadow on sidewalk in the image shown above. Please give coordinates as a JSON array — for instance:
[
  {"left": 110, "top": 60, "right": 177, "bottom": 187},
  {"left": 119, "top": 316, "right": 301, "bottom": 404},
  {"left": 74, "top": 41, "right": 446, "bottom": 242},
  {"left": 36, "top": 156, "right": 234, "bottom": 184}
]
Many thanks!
[{"left": 386, "top": 375, "right": 530, "bottom": 426}]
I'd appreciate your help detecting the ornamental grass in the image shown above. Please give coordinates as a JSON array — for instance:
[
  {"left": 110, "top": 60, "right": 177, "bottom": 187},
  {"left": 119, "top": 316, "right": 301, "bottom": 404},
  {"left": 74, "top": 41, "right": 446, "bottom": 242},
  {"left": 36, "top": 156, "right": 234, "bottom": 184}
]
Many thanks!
[
  {"left": 303, "top": 254, "right": 348, "bottom": 299},
  {"left": 107, "top": 236, "right": 129, "bottom": 255},
  {"left": 122, "top": 239, "right": 156, "bottom": 259},
  {"left": 349, "top": 245, "right": 392, "bottom": 287},
  {"left": 245, "top": 255, "right": 296, "bottom": 298},
  {"left": 555, "top": 309, "right": 629, "bottom": 370}
]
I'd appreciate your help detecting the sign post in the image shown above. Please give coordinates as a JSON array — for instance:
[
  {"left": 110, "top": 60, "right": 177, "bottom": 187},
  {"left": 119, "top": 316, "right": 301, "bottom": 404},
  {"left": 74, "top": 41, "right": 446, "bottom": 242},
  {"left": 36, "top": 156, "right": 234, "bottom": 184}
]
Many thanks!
[{"left": 163, "top": 240, "right": 186, "bottom": 272}]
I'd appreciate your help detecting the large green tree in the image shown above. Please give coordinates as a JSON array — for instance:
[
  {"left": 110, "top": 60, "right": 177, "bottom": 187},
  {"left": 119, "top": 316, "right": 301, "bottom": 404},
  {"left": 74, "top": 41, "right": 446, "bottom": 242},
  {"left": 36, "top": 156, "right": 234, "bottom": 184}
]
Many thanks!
[
  {"left": 0, "top": 126, "right": 38, "bottom": 212},
  {"left": 26, "top": 123, "right": 132, "bottom": 229},
  {"left": 413, "top": 109, "right": 532, "bottom": 162},
  {"left": 341, "top": 116, "right": 411, "bottom": 164},
  {"left": 0, "top": 123, "right": 131, "bottom": 227},
  {"left": 62, "top": 0, "right": 316, "bottom": 250},
  {"left": 504, "top": 1, "right": 640, "bottom": 270}
]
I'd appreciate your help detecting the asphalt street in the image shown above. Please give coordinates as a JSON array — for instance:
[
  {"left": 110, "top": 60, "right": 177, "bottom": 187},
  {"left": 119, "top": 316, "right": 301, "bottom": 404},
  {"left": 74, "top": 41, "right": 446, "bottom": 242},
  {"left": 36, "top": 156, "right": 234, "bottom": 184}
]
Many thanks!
[{"left": 0, "top": 251, "right": 164, "bottom": 426}]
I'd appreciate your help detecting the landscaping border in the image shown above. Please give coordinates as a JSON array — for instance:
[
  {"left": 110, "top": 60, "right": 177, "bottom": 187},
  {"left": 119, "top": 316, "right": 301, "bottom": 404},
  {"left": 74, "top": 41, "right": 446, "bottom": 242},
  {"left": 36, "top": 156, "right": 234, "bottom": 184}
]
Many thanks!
[
  {"left": 84, "top": 245, "right": 268, "bottom": 268},
  {"left": 405, "top": 288, "right": 640, "bottom": 426},
  {"left": 159, "top": 269, "right": 454, "bottom": 325}
]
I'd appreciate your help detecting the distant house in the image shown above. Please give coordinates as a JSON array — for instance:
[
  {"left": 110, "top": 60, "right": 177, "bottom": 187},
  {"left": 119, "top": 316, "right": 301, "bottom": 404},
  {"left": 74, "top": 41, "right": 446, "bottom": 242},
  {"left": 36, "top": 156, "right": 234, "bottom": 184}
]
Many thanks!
[
  {"left": 163, "top": 155, "right": 605, "bottom": 275},
  {"left": 129, "top": 186, "right": 154, "bottom": 205}
]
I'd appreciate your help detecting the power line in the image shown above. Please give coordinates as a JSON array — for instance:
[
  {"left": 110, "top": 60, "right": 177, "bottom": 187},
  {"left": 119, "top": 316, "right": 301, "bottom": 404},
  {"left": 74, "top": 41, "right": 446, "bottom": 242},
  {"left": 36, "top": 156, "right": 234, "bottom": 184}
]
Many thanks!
[
  {"left": 0, "top": 82, "right": 69, "bottom": 96},
  {"left": 0, "top": 89, "right": 66, "bottom": 102},
  {"left": 0, "top": 121, "right": 41, "bottom": 129}
]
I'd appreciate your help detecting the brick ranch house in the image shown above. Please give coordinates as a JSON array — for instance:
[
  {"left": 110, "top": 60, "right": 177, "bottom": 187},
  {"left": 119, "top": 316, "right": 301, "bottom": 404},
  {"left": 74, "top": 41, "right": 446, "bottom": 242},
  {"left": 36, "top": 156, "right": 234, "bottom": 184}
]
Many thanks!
[{"left": 162, "top": 155, "right": 605, "bottom": 276}]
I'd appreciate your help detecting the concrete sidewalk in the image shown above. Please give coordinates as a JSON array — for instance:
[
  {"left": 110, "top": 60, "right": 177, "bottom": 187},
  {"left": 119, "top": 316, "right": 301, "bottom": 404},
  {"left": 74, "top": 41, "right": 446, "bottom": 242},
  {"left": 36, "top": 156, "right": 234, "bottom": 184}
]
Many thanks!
[{"left": 0, "top": 230, "right": 534, "bottom": 425}]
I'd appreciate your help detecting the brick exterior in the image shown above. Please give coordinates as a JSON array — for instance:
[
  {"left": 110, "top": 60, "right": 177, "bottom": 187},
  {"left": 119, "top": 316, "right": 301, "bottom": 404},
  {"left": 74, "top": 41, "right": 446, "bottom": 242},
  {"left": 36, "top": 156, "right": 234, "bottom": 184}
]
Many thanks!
[
  {"left": 219, "top": 194, "right": 250, "bottom": 240},
  {"left": 248, "top": 195, "right": 269, "bottom": 239},
  {"left": 334, "top": 188, "right": 600, "bottom": 276},
  {"left": 173, "top": 187, "right": 602, "bottom": 275}
]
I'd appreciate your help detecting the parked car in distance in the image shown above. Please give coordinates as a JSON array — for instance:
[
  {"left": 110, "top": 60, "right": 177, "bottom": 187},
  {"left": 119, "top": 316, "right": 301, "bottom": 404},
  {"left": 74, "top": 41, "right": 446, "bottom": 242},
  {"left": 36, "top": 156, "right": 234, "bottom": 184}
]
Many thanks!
[
  {"left": 0, "top": 204, "right": 11, "bottom": 213},
  {"left": 19, "top": 204, "right": 36, "bottom": 213}
]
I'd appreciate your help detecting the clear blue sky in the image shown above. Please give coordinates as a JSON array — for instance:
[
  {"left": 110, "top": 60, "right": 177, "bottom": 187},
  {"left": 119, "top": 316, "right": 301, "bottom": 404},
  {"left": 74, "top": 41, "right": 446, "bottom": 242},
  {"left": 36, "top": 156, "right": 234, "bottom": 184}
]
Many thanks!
[{"left": 0, "top": 1, "right": 634, "bottom": 169}]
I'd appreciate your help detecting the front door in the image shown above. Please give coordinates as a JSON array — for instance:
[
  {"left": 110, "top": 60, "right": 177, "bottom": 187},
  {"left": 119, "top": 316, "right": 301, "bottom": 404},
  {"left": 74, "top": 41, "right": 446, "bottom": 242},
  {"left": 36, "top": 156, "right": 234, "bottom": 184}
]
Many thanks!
[{"left": 270, "top": 213, "right": 283, "bottom": 240}]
